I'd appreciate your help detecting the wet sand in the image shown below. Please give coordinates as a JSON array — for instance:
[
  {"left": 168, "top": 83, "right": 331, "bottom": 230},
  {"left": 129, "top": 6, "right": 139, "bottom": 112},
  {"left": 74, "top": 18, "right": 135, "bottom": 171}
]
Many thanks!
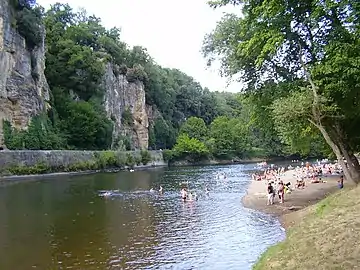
[{"left": 242, "top": 169, "right": 346, "bottom": 228}]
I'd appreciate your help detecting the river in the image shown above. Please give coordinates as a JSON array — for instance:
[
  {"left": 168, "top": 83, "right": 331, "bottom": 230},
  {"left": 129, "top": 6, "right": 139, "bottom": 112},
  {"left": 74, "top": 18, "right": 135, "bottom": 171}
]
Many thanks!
[{"left": 0, "top": 164, "right": 285, "bottom": 269}]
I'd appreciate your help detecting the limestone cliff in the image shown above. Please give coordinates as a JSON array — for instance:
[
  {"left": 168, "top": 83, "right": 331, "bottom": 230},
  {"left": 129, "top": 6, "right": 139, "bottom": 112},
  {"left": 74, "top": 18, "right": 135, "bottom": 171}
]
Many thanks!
[
  {"left": 0, "top": 0, "right": 49, "bottom": 148},
  {"left": 103, "top": 63, "right": 149, "bottom": 150}
]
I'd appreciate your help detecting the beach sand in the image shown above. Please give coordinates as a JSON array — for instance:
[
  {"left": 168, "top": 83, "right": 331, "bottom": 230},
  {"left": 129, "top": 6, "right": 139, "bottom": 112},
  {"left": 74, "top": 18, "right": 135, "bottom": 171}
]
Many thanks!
[{"left": 242, "top": 169, "right": 349, "bottom": 228}]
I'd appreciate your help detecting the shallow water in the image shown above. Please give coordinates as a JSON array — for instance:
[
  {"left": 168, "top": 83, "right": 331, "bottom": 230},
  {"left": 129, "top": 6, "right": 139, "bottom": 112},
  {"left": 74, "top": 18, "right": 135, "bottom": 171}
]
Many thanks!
[{"left": 0, "top": 164, "right": 285, "bottom": 269}]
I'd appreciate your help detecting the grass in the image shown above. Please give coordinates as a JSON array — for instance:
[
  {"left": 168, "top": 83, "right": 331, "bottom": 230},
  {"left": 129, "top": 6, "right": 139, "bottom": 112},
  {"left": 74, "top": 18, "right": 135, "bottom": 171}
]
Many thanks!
[{"left": 253, "top": 185, "right": 360, "bottom": 270}]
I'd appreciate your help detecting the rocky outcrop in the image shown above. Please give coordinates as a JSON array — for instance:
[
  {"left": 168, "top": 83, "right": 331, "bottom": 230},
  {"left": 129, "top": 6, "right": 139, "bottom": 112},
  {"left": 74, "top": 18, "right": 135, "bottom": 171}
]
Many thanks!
[
  {"left": 0, "top": 0, "right": 49, "bottom": 148},
  {"left": 104, "top": 63, "right": 149, "bottom": 150}
]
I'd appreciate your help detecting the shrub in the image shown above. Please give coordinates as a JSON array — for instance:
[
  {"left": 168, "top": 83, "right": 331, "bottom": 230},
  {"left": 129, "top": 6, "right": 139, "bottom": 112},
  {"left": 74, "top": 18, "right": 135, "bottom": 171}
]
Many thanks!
[
  {"left": 162, "top": 149, "right": 176, "bottom": 162},
  {"left": 125, "top": 153, "right": 135, "bottom": 168},
  {"left": 140, "top": 149, "right": 152, "bottom": 165},
  {"left": 126, "top": 65, "right": 148, "bottom": 83},
  {"left": 122, "top": 108, "right": 133, "bottom": 126},
  {"left": 15, "top": 6, "right": 43, "bottom": 49},
  {"left": 94, "top": 151, "right": 117, "bottom": 169},
  {"left": 119, "top": 64, "right": 128, "bottom": 75}
]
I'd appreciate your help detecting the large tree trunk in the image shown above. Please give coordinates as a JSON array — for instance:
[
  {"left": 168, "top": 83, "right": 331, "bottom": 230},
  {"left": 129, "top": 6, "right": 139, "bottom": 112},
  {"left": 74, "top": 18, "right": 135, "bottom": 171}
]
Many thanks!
[
  {"left": 336, "top": 139, "right": 360, "bottom": 183},
  {"left": 302, "top": 60, "right": 360, "bottom": 184},
  {"left": 330, "top": 123, "right": 360, "bottom": 183},
  {"left": 313, "top": 121, "right": 356, "bottom": 183}
]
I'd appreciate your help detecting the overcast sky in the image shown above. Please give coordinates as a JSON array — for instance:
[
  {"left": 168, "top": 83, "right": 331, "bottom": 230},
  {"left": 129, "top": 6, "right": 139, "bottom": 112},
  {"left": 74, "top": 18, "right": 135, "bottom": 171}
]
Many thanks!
[{"left": 37, "top": 0, "right": 242, "bottom": 92}]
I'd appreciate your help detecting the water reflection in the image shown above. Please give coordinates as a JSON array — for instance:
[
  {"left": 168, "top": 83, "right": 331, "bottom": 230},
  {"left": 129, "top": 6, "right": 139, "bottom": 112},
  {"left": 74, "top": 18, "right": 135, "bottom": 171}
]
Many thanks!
[{"left": 0, "top": 164, "right": 285, "bottom": 269}]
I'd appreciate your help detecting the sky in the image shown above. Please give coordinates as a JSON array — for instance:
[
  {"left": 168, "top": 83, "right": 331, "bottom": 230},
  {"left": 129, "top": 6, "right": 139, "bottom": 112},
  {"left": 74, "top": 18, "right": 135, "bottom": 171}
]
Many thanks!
[{"left": 37, "top": 0, "right": 243, "bottom": 92}]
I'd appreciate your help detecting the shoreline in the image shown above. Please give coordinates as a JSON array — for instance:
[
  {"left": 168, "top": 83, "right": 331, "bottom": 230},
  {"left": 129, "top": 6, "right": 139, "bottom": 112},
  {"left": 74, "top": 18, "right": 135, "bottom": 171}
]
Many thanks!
[
  {"left": 242, "top": 169, "right": 345, "bottom": 229},
  {"left": 0, "top": 164, "right": 168, "bottom": 181}
]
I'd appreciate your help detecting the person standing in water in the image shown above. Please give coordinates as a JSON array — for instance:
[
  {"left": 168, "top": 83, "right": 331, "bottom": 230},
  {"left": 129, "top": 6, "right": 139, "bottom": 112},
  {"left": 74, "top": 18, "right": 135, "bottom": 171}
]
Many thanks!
[
  {"left": 159, "top": 186, "right": 163, "bottom": 194},
  {"left": 181, "top": 188, "right": 187, "bottom": 201}
]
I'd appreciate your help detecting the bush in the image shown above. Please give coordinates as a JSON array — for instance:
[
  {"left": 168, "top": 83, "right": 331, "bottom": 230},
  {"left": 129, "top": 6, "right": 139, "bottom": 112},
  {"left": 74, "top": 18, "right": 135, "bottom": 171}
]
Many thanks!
[
  {"left": 94, "top": 151, "right": 117, "bottom": 169},
  {"left": 122, "top": 108, "right": 133, "bottom": 126},
  {"left": 125, "top": 153, "right": 135, "bottom": 168},
  {"left": 140, "top": 149, "right": 152, "bottom": 165},
  {"left": 3, "top": 116, "right": 66, "bottom": 150},
  {"left": 126, "top": 65, "right": 148, "bottom": 83},
  {"left": 162, "top": 149, "right": 177, "bottom": 162},
  {"left": 15, "top": 6, "right": 43, "bottom": 49},
  {"left": 119, "top": 64, "right": 128, "bottom": 75}
]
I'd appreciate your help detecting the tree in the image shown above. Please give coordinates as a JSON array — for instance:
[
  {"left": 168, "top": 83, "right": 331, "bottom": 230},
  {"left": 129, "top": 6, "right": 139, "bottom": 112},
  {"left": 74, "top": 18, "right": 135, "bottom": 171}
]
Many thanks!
[
  {"left": 172, "top": 134, "right": 209, "bottom": 162},
  {"left": 204, "top": 0, "right": 360, "bottom": 183},
  {"left": 179, "top": 117, "right": 208, "bottom": 141}
]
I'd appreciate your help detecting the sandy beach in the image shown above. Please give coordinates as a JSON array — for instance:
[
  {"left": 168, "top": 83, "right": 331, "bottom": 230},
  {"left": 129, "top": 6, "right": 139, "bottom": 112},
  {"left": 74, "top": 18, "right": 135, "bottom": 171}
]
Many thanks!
[{"left": 242, "top": 169, "right": 348, "bottom": 228}]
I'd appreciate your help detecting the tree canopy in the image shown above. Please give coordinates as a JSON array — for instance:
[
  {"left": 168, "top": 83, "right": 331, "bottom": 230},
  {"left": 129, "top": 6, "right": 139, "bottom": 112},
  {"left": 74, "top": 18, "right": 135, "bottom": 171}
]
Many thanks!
[{"left": 203, "top": 0, "right": 360, "bottom": 183}]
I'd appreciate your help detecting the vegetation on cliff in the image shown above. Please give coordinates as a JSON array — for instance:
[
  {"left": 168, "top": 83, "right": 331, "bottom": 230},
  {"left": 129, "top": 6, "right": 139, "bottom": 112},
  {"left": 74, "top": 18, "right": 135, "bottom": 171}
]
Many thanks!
[
  {"left": 204, "top": 0, "right": 360, "bottom": 183},
  {"left": 253, "top": 185, "right": 360, "bottom": 269}
]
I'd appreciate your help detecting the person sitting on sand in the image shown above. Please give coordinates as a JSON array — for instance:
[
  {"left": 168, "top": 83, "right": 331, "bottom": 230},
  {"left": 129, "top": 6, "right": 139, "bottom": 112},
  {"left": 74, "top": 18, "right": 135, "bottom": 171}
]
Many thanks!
[{"left": 295, "top": 179, "right": 305, "bottom": 189}]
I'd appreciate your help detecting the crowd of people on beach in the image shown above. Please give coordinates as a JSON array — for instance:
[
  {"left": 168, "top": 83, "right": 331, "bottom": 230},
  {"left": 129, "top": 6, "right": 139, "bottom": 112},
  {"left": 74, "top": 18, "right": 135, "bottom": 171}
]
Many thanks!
[{"left": 252, "top": 160, "right": 345, "bottom": 206}]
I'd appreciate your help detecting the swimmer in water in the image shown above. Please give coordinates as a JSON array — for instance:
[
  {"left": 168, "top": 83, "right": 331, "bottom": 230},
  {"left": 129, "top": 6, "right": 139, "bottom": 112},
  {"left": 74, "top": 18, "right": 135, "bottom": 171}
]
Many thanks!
[
  {"left": 181, "top": 188, "right": 187, "bottom": 201},
  {"left": 205, "top": 187, "right": 210, "bottom": 195}
]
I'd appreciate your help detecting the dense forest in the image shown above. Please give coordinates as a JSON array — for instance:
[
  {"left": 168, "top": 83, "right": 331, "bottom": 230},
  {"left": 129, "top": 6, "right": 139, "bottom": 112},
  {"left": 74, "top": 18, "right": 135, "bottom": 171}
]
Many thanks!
[{"left": 4, "top": 0, "right": 338, "bottom": 162}]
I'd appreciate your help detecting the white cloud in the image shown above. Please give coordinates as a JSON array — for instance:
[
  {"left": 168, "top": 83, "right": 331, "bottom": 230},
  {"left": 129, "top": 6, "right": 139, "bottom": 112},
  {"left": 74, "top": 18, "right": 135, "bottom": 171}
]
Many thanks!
[{"left": 37, "top": 0, "right": 242, "bottom": 92}]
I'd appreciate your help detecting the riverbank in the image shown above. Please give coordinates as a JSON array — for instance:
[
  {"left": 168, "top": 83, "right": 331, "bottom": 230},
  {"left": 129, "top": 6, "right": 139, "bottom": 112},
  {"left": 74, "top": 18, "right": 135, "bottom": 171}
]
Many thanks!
[
  {"left": 0, "top": 150, "right": 166, "bottom": 177},
  {"left": 242, "top": 170, "right": 343, "bottom": 219},
  {"left": 244, "top": 170, "right": 360, "bottom": 269}
]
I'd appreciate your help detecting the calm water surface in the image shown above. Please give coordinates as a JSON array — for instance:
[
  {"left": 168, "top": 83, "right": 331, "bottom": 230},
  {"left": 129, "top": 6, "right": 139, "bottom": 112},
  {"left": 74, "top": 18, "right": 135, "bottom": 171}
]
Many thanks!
[{"left": 0, "top": 164, "right": 285, "bottom": 269}]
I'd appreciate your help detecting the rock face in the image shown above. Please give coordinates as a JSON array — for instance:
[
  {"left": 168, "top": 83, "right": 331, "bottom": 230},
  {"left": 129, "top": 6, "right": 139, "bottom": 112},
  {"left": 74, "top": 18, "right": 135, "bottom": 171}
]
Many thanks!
[
  {"left": 0, "top": 0, "right": 49, "bottom": 148},
  {"left": 104, "top": 64, "right": 149, "bottom": 150}
]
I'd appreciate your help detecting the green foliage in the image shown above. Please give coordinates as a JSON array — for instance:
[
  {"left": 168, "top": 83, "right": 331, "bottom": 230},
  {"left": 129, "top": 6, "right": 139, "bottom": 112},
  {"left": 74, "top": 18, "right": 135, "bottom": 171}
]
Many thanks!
[
  {"left": 172, "top": 134, "right": 209, "bottom": 162},
  {"left": 122, "top": 108, "right": 133, "bottom": 126},
  {"left": 125, "top": 153, "right": 135, "bottom": 168},
  {"left": 140, "top": 149, "right": 152, "bottom": 165},
  {"left": 162, "top": 149, "right": 175, "bottom": 162},
  {"left": 11, "top": 0, "right": 43, "bottom": 49},
  {"left": 126, "top": 65, "right": 148, "bottom": 83},
  {"left": 3, "top": 115, "right": 65, "bottom": 150},
  {"left": 203, "top": 0, "right": 360, "bottom": 162},
  {"left": 61, "top": 101, "right": 113, "bottom": 150},
  {"left": 209, "top": 116, "right": 250, "bottom": 158},
  {"left": 94, "top": 151, "right": 117, "bottom": 169},
  {"left": 179, "top": 117, "right": 208, "bottom": 141}
]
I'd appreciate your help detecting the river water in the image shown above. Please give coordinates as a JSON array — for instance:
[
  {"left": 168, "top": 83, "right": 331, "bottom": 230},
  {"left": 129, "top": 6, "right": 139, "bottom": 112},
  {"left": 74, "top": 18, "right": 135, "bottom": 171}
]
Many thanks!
[{"left": 0, "top": 164, "right": 285, "bottom": 270}]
